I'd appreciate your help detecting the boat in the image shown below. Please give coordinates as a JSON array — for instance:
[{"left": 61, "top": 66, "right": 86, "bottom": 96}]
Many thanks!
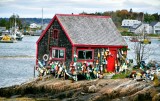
[
  {"left": 30, "top": 30, "right": 43, "bottom": 36},
  {"left": 129, "top": 37, "right": 139, "bottom": 42},
  {"left": 15, "top": 31, "right": 24, "bottom": 41},
  {"left": 0, "top": 40, "right": 17, "bottom": 43},
  {"left": 1, "top": 29, "right": 24, "bottom": 41},
  {"left": 8, "top": 14, "right": 24, "bottom": 41},
  {"left": 140, "top": 39, "right": 151, "bottom": 44},
  {"left": 0, "top": 34, "right": 17, "bottom": 43}
]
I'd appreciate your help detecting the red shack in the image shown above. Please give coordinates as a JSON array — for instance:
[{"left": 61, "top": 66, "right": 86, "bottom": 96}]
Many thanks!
[{"left": 36, "top": 14, "right": 128, "bottom": 72}]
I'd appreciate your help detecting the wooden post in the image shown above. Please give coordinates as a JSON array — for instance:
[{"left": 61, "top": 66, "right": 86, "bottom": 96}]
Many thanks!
[{"left": 34, "top": 65, "right": 36, "bottom": 78}]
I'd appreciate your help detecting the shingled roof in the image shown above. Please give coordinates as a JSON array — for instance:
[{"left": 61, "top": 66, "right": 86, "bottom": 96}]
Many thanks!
[{"left": 56, "top": 14, "right": 127, "bottom": 46}]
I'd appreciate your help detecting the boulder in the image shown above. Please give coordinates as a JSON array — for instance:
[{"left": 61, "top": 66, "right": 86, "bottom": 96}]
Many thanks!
[{"left": 88, "top": 85, "right": 97, "bottom": 93}]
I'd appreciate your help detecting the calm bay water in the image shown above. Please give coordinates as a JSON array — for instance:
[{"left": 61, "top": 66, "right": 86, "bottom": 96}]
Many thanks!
[
  {"left": 0, "top": 36, "right": 39, "bottom": 88},
  {"left": 0, "top": 36, "right": 160, "bottom": 88},
  {"left": 125, "top": 37, "right": 160, "bottom": 64}
]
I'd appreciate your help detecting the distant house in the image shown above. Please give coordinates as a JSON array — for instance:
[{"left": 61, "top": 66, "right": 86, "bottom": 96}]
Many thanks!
[
  {"left": 122, "top": 19, "right": 154, "bottom": 34},
  {"left": 0, "top": 27, "right": 6, "bottom": 32},
  {"left": 150, "top": 22, "right": 160, "bottom": 34},
  {"left": 121, "top": 19, "right": 141, "bottom": 28},
  {"left": 36, "top": 14, "right": 128, "bottom": 72},
  {"left": 130, "top": 23, "right": 151, "bottom": 34},
  {"left": 29, "top": 23, "right": 41, "bottom": 29}
]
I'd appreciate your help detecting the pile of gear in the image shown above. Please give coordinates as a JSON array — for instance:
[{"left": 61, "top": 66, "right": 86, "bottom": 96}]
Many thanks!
[
  {"left": 128, "top": 60, "right": 160, "bottom": 81},
  {"left": 36, "top": 59, "right": 106, "bottom": 81}
]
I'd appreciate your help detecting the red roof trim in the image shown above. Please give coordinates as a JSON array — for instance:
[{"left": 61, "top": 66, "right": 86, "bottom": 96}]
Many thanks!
[
  {"left": 36, "top": 44, "right": 38, "bottom": 65},
  {"left": 74, "top": 44, "right": 127, "bottom": 48},
  {"left": 56, "top": 14, "right": 111, "bottom": 18},
  {"left": 36, "top": 14, "right": 111, "bottom": 45},
  {"left": 36, "top": 14, "right": 74, "bottom": 45},
  {"left": 36, "top": 15, "right": 56, "bottom": 44}
]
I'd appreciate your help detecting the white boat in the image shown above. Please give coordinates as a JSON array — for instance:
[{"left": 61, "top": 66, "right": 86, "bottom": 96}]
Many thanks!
[
  {"left": 30, "top": 30, "right": 43, "bottom": 36},
  {"left": 10, "top": 14, "right": 24, "bottom": 41},
  {"left": 15, "top": 31, "right": 24, "bottom": 41},
  {"left": 1, "top": 29, "right": 24, "bottom": 41}
]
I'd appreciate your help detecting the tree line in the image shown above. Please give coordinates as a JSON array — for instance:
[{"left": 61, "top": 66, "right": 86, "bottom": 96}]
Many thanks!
[
  {"left": 0, "top": 15, "right": 51, "bottom": 30},
  {"left": 0, "top": 14, "right": 23, "bottom": 29},
  {"left": 80, "top": 9, "right": 160, "bottom": 27},
  {"left": 0, "top": 9, "right": 160, "bottom": 29}
]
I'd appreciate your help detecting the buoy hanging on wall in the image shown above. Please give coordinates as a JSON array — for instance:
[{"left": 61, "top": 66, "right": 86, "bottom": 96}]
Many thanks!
[{"left": 43, "top": 54, "right": 49, "bottom": 61}]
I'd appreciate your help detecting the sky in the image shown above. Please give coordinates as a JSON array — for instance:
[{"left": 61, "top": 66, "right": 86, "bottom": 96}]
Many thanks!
[{"left": 0, "top": 0, "right": 160, "bottom": 18}]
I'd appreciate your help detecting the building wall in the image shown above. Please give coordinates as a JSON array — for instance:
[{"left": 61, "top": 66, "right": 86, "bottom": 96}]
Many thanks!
[
  {"left": 121, "top": 19, "right": 141, "bottom": 27},
  {"left": 154, "top": 22, "right": 160, "bottom": 34},
  {"left": 38, "top": 19, "right": 72, "bottom": 66},
  {"left": 134, "top": 24, "right": 150, "bottom": 34},
  {"left": 75, "top": 47, "right": 117, "bottom": 72},
  {"left": 38, "top": 29, "right": 49, "bottom": 61},
  {"left": 49, "top": 19, "right": 72, "bottom": 65}
]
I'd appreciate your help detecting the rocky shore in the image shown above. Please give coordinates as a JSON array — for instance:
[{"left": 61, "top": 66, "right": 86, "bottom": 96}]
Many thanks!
[{"left": 0, "top": 76, "right": 160, "bottom": 101}]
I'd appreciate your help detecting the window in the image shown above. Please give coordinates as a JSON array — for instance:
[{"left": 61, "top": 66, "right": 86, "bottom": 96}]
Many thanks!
[
  {"left": 52, "top": 29, "right": 59, "bottom": 39},
  {"left": 52, "top": 47, "right": 65, "bottom": 60},
  {"left": 77, "top": 49, "right": 93, "bottom": 60}
]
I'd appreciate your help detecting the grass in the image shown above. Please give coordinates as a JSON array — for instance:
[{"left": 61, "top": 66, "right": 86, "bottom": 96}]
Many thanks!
[
  {"left": 0, "top": 97, "right": 36, "bottom": 101},
  {"left": 121, "top": 32, "right": 134, "bottom": 36},
  {"left": 111, "top": 72, "right": 131, "bottom": 79},
  {"left": 148, "top": 34, "right": 160, "bottom": 37},
  {"left": 118, "top": 27, "right": 128, "bottom": 33}
]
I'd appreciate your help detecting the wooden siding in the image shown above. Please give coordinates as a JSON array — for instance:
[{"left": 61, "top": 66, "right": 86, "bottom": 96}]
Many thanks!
[
  {"left": 38, "top": 30, "right": 49, "bottom": 61},
  {"left": 38, "top": 19, "right": 72, "bottom": 66}
]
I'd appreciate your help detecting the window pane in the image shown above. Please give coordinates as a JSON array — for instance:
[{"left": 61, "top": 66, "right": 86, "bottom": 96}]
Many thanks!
[
  {"left": 55, "top": 50, "right": 59, "bottom": 58},
  {"left": 52, "top": 49, "right": 55, "bottom": 58},
  {"left": 78, "top": 51, "right": 85, "bottom": 59},
  {"left": 53, "top": 30, "right": 58, "bottom": 39},
  {"left": 78, "top": 50, "right": 92, "bottom": 60},
  {"left": 52, "top": 48, "right": 65, "bottom": 59},
  {"left": 86, "top": 51, "right": 92, "bottom": 59},
  {"left": 52, "top": 49, "right": 59, "bottom": 58},
  {"left": 59, "top": 50, "right": 64, "bottom": 58}
]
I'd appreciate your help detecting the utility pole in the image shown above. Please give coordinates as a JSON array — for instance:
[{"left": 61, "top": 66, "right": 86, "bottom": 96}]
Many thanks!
[{"left": 42, "top": 8, "right": 43, "bottom": 30}]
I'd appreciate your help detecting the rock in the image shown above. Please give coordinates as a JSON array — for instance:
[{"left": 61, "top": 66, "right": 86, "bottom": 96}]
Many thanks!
[
  {"left": 152, "top": 93, "right": 160, "bottom": 101},
  {"left": 88, "top": 85, "right": 97, "bottom": 93},
  {"left": 153, "top": 74, "right": 160, "bottom": 86}
]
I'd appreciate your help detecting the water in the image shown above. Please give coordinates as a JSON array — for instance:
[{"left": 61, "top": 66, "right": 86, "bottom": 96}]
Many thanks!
[
  {"left": 0, "top": 36, "right": 39, "bottom": 88},
  {"left": 124, "top": 36, "right": 160, "bottom": 64},
  {"left": 0, "top": 36, "right": 160, "bottom": 88}
]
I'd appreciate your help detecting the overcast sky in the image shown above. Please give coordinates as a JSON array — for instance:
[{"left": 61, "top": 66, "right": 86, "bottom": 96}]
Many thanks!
[{"left": 0, "top": 0, "right": 160, "bottom": 18}]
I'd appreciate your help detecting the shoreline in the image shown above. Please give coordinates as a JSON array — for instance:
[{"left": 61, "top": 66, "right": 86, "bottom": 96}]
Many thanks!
[
  {"left": 123, "top": 36, "right": 160, "bottom": 39},
  {"left": 0, "top": 75, "right": 160, "bottom": 101}
]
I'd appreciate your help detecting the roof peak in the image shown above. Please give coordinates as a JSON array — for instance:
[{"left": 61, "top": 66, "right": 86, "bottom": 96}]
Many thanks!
[{"left": 55, "top": 14, "right": 111, "bottom": 18}]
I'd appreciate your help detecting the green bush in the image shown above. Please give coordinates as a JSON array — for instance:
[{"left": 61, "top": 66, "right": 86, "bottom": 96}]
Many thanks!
[
  {"left": 112, "top": 72, "right": 130, "bottom": 79},
  {"left": 121, "top": 32, "right": 134, "bottom": 36},
  {"left": 148, "top": 34, "right": 160, "bottom": 37}
]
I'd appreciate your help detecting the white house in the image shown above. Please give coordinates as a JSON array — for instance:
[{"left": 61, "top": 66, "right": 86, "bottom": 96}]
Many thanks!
[
  {"left": 29, "top": 23, "right": 41, "bottom": 29},
  {"left": 0, "top": 27, "right": 6, "bottom": 32},
  {"left": 121, "top": 19, "right": 141, "bottom": 28},
  {"left": 150, "top": 22, "right": 160, "bottom": 34},
  {"left": 133, "top": 23, "right": 151, "bottom": 34},
  {"left": 122, "top": 19, "right": 160, "bottom": 34}
]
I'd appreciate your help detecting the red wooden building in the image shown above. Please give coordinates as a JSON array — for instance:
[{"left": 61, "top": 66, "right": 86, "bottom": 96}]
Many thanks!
[{"left": 36, "top": 14, "right": 128, "bottom": 72}]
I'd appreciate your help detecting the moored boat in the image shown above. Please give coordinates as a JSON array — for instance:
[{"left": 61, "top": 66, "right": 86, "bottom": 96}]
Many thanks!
[
  {"left": 0, "top": 34, "right": 17, "bottom": 43},
  {"left": 0, "top": 40, "right": 17, "bottom": 43},
  {"left": 129, "top": 37, "right": 139, "bottom": 42}
]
